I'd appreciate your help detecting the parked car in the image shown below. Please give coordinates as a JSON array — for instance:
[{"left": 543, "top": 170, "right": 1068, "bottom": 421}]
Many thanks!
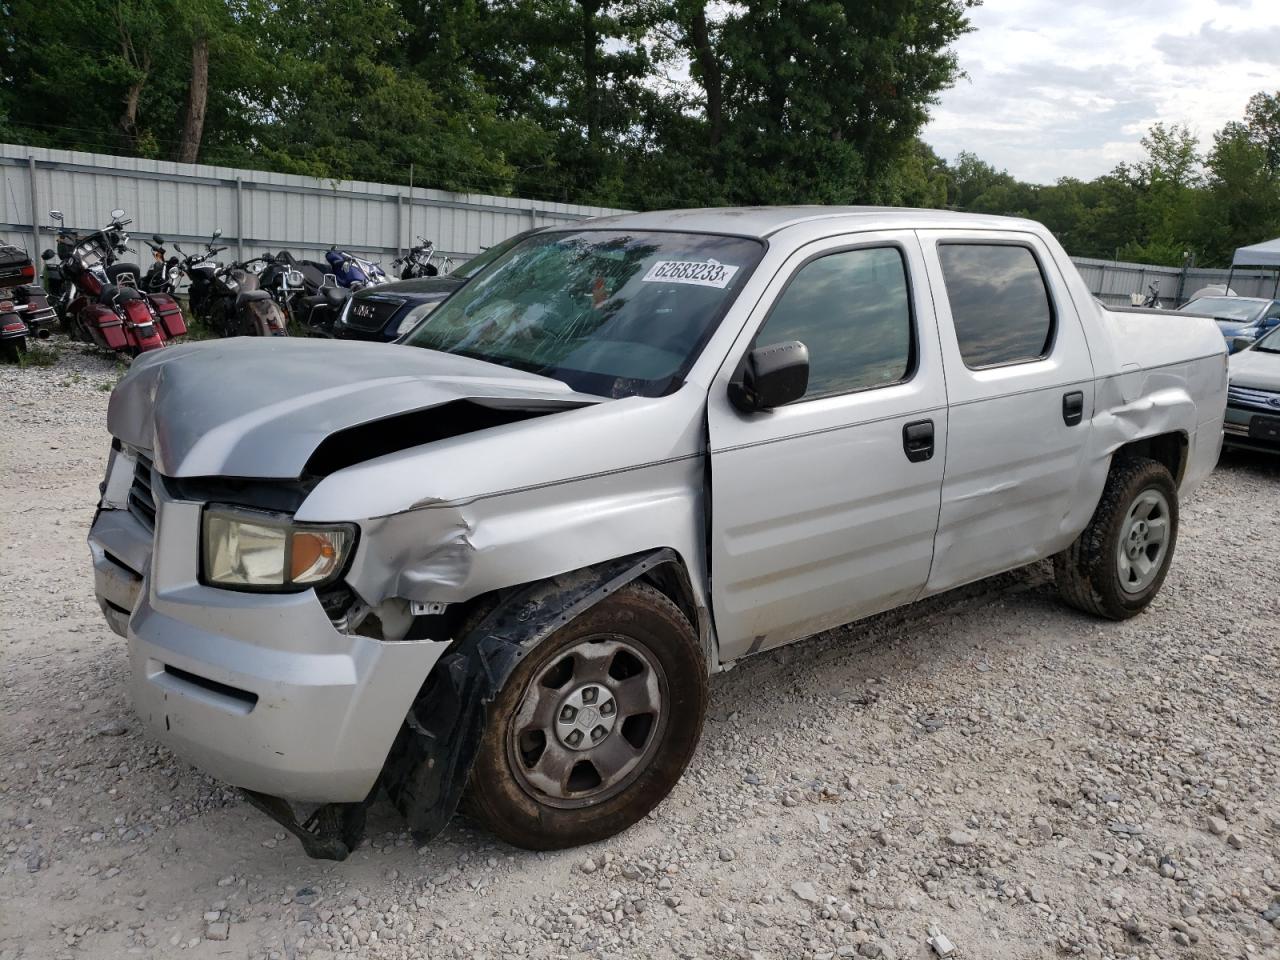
[
  {"left": 1178, "top": 295, "right": 1280, "bottom": 352},
  {"left": 88, "top": 208, "right": 1226, "bottom": 861},
  {"left": 332, "top": 229, "right": 539, "bottom": 343},
  {"left": 1223, "top": 324, "right": 1280, "bottom": 453}
]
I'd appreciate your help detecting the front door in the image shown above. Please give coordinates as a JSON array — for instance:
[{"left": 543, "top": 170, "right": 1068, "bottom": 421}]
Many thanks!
[
  {"left": 917, "top": 230, "right": 1096, "bottom": 594},
  {"left": 707, "top": 232, "right": 948, "bottom": 661}
]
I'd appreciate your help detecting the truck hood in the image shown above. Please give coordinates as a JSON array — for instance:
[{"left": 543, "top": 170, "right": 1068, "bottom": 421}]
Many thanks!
[
  {"left": 108, "top": 338, "right": 602, "bottom": 478},
  {"left": 1229, "top": 347, "right": 1280, "bottom": 392}
]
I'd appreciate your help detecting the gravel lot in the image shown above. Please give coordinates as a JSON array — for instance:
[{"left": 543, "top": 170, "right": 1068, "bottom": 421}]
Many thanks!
[{"left": 2, "top": 337, "right": 1278, "bottom": 960}]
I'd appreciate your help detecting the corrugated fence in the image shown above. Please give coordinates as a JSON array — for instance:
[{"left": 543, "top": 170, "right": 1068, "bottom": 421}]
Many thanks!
[
  {"left": 3, "top": 144, "right": 1277, "bottom": 305},
  {"left": 0, "top": 144, "right": 625, "bottom": 269}
]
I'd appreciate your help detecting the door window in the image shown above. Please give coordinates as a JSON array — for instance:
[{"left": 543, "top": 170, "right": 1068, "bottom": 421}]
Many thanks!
[
  {"left": 937, "top": 243, "right": 1055, "bottom": 368},
  {"left": 755, "top": 246, "right": 913, "bottom": 400}
]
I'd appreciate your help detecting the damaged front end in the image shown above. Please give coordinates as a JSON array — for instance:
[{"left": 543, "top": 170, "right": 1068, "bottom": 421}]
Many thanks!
[{"left": 244, "top": 549, "right": 682, "bottom": 860}]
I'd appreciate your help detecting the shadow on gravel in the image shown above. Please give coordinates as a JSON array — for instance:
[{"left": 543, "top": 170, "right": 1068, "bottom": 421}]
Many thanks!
[{"left": 1217, "top": 447, "right": 1280, "bottom": 480}]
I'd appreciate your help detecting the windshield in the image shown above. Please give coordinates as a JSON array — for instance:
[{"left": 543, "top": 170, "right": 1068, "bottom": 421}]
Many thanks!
[
  {"left": 1182, "top": 297, "right": 1264, "bottom": 323},
  {"left": 402, "top": 229, "right": 764, "bottom": 397},
  {"left": 1253, "top": 324, "right": 1280, "bottom": 352},
  {"left": 453, "top": 229, "right": 538, "bottom": 280}
]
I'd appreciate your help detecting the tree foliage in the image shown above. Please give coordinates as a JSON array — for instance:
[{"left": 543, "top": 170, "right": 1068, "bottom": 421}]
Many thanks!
[{"left": 2, "top": 3, "right": 1277, "bottom": 265}]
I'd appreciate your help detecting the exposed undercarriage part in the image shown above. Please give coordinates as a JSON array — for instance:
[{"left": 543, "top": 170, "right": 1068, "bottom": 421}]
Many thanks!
[{"left": 248, "top": 548, "right": 683, "bottom": 860}]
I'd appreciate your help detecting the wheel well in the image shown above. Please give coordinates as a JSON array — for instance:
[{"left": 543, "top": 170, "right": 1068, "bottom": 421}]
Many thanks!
[
  {"left": 1114, "top": 432, "right": 1188, "bottom": 484},
  {"left": 432, "top": 551, "right": 704, "bottom": 648}
]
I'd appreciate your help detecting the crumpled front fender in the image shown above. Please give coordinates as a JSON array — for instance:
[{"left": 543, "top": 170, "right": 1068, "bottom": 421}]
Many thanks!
[{"left": 381, "top": 548, "right": 681, "bottom": 844}]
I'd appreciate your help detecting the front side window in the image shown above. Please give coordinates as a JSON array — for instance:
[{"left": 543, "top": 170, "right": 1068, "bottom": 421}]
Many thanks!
[
  {"left": 754, "top": 246, "right": 913, "bottom": 400},
  {"left": 938, "top": 243, "right": 1055, "bottom": 368},
  {"left": 402, "top": 230, "right": 763, "bottom": 397}
]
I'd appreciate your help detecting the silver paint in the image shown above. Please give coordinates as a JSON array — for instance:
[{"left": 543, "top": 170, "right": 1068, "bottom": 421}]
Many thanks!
[{"left": 88, "top": 207, "right": 1227, "bottom": 805}]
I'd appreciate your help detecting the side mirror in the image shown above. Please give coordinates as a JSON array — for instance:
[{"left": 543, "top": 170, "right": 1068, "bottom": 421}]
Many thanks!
[
  {"left": 49, "top": 210, "right": 63, "bottom": 222},
  {"left": 41, "top": 249, "right": 55, "bottom": 261},
  {"left": 110, "top": 208, "right": 125, "bottom": 221},
  {"left": 212, "top": 228, "right": 223, "bottom": 240},
  {"left": 728, "top": 340, "right": 810, "bottom": 412},
  {"left": 1231, "top": 336, "right": 1255, "bottom": 353},
  {"left": 153, "top": 234, "right": 164, "bottom": 245}
]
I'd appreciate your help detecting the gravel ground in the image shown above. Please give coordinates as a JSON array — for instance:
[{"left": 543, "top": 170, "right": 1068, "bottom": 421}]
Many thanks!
[{"left": 2, "top": 337, "right": 1279, "bottom": 960}]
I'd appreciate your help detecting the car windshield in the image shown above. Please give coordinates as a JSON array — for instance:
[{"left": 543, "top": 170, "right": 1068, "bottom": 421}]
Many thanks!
[
  {"left": 1182, "top": 297, "right": 1263, "bottom": 322},
  {"left": 453, "top": 230, "right": 537, "bottom": 280},
  {"left": 1253, "top": 325, "right": 1280, "bottom": 352},
  {"left": 402, "top": 229, "right": 764, "bottom": 397}
]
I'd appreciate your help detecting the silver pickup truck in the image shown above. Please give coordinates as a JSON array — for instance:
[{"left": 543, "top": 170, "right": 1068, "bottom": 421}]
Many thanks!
[{"left": 89, "top": 207, "right": 1226, "bottom": 859}]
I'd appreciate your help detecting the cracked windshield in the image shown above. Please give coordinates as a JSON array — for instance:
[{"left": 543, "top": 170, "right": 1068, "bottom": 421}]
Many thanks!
[{"left": 402, "top": 230, "right": 763, "bottom": 397}]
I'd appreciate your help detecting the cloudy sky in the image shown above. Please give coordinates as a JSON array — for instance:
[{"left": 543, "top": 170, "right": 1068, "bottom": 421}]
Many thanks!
[{"left": 923, "top": 0, "right": 1280, "bottom": 184}]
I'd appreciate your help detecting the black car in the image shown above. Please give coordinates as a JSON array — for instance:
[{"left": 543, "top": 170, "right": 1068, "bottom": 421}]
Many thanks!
[{"left": 332, "top": 229, "right": 539, "bottom": 343}]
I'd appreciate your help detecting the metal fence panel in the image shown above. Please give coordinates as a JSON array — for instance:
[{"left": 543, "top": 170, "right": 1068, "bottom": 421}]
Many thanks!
[
  {"left": 0, "top": 143, "right": 625, "bottom": 269},
  {"left": 5, "top": 142, "right": 1279, "bottom": 310}
]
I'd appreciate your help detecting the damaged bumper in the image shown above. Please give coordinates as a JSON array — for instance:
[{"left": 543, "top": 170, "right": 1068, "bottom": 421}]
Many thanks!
[{"left": 87, "top": 446, "right": 450, "bottom": 805}]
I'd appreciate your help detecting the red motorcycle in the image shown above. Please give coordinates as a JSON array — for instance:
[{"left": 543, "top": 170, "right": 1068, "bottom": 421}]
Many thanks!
[
  {"left": 0, "top": 244, "right": 58, "bottom": 361},
  {"left": 47, "top": 209, "right": 186, "bottom": 356}
]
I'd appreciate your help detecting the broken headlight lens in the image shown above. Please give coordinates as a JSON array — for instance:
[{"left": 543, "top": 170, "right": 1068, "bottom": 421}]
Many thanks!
[{"left": 202, "top": 506, "right": 356, "bottom": 592}]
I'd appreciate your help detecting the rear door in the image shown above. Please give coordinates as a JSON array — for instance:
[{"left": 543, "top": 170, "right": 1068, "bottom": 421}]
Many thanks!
[
  {"left": 917, "top": 231, "right": 1095, "bottom": 594},
  {"left": 707, "top": 232, "right": 947, "bottom": 661}
]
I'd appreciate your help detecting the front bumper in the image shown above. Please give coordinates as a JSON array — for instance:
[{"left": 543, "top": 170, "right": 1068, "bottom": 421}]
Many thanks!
[
  {"left": 88, "top": 447, "right": 449, "bottom": 803},
  {"left": 1224, "top": 401, "right": 1280, "bottom": 454}
]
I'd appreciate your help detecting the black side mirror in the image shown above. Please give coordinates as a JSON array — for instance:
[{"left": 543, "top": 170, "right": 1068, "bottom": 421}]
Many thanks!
[
  {"left": 1231, "top": 336, "right": 1255, "bottom": 353},
  {"left": 41, "top": 249, "right": 55, "bottom": 261},
  {"left": 728, "top": 340, "right": 810, "bottom": 412}
]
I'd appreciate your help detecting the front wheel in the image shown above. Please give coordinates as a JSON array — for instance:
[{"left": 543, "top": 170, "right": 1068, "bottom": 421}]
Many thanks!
[
  {"left": 466, "top": 583, "right": 707, "bottom": 850},
  {"left": 1054, "top": 457, "right": 1179, "bottom": 620}
]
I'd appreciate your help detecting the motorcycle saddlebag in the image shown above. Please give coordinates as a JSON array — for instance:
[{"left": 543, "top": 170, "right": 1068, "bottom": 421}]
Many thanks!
[
  {"left": 81, "top": 303, "right": 130, "bottom": 351},
  {"left": 121, "top": 298, "right": 165, "bottom": 352},
  {"left": 147, "top": 292, "right": 187, "bottom": 339},
  {"left": 0, "top": 244, "right": 37, "bottom": 289},
  {"left": 15, "top": 285, "right": 57, "bottom": 337}
]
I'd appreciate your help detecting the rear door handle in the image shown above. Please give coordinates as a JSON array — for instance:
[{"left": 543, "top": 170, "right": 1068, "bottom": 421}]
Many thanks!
[
  {"left": 1062, "top": 391, "right": 1085, "bottom": 427},
  {"left": 902, "top": 419, "right": 934, "bottom": 463}
]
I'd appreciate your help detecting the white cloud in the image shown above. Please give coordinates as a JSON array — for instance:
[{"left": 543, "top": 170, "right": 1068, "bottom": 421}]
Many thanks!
[{"left": 923, "top": 0, "right": 1280, "bottom": 184}]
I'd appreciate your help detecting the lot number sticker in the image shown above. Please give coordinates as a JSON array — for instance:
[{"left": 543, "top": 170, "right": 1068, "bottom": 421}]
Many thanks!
[{"left": 642, "top": 259, "right": 739, "bottom": 288}]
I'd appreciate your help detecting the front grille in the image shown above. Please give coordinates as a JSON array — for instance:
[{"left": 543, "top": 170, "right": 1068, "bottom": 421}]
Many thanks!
[
  {"left": 128, "top": 454, "right": 156, "bottom": 531},
  {"left": 345, "top": 295, "right": 405, "bottom": 332},
  {"left": 1227, "top": 384, "right": 1280, "bottom": 412}
]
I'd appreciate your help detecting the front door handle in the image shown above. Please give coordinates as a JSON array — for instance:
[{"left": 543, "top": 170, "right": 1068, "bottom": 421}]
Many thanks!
[
  {"left": 902, "top": 419, "right": 934, "bottom": 463},
  {"left": 1062, "top": 391, "right": 1085, "bottom": 427}
]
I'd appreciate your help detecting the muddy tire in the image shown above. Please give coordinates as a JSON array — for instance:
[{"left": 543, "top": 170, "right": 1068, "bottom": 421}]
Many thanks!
[
  {"left": 1054, "top": 457, "right": 1179, "bottom": 620},
  {"left": 466, "top": 582, "right": 707, "bottom": 850}
]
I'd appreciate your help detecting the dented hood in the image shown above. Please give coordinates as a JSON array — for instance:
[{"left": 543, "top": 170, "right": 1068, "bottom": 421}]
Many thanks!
[{"left": 108, "top": 338, "right": 601, "bottom": 478}]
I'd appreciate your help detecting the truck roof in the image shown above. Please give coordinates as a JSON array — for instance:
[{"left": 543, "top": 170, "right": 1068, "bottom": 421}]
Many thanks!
[{"left": 572, "top": 206, "right": 1045, "bottom": 239}]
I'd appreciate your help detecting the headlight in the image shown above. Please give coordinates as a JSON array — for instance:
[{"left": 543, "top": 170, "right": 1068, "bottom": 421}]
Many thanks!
[
  {"left": 202, "top": 505, "right": 356, "bottom": 592},
  {"left": 394, "top": 301, "right": 440, "bottom": 337}
]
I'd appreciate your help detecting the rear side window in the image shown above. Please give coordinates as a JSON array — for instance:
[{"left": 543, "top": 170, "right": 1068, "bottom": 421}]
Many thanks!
[
  {"left": 755, "top": 246, "right": 913, "bottom": 400},
  {"left": 938, "top": 243, "right": 1054, "bottom": 368}
]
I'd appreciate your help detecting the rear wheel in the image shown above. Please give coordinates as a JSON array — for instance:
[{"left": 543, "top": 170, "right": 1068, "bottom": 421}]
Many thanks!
[
  {"left": 1054, "top": 457, "right": 1179, "bottom": 620},
  {"left": 466, "top": 583, "right": 707, "bottom": 850},
  {"left": 1, "top": 336, "right": 27, "bottom": 363}
]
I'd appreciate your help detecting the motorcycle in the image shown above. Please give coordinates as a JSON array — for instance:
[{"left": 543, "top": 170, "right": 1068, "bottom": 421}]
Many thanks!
[
  {"left": 198, "top": 257, "right": 290, "bottom": 337},
  {"left": 45, "top": 209, "right": 186, "bottom": 356},
  {"left": 172, "top": 229, "right": 231, "bottom": 326},
  {"left": 0, "top": 243, "right": 58, "bottom": 360},
  {"left": 391, "top": 237, "right": 454, "bottom": 280},
  {"left": 325, "top": 247, "right": 388, "bottom": 289},
  {"left": 141, "top": 235, "right": 182, "bottom": 295},
  {"left": 258, "top": 251, "right": 350, "bottom": 337}
]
